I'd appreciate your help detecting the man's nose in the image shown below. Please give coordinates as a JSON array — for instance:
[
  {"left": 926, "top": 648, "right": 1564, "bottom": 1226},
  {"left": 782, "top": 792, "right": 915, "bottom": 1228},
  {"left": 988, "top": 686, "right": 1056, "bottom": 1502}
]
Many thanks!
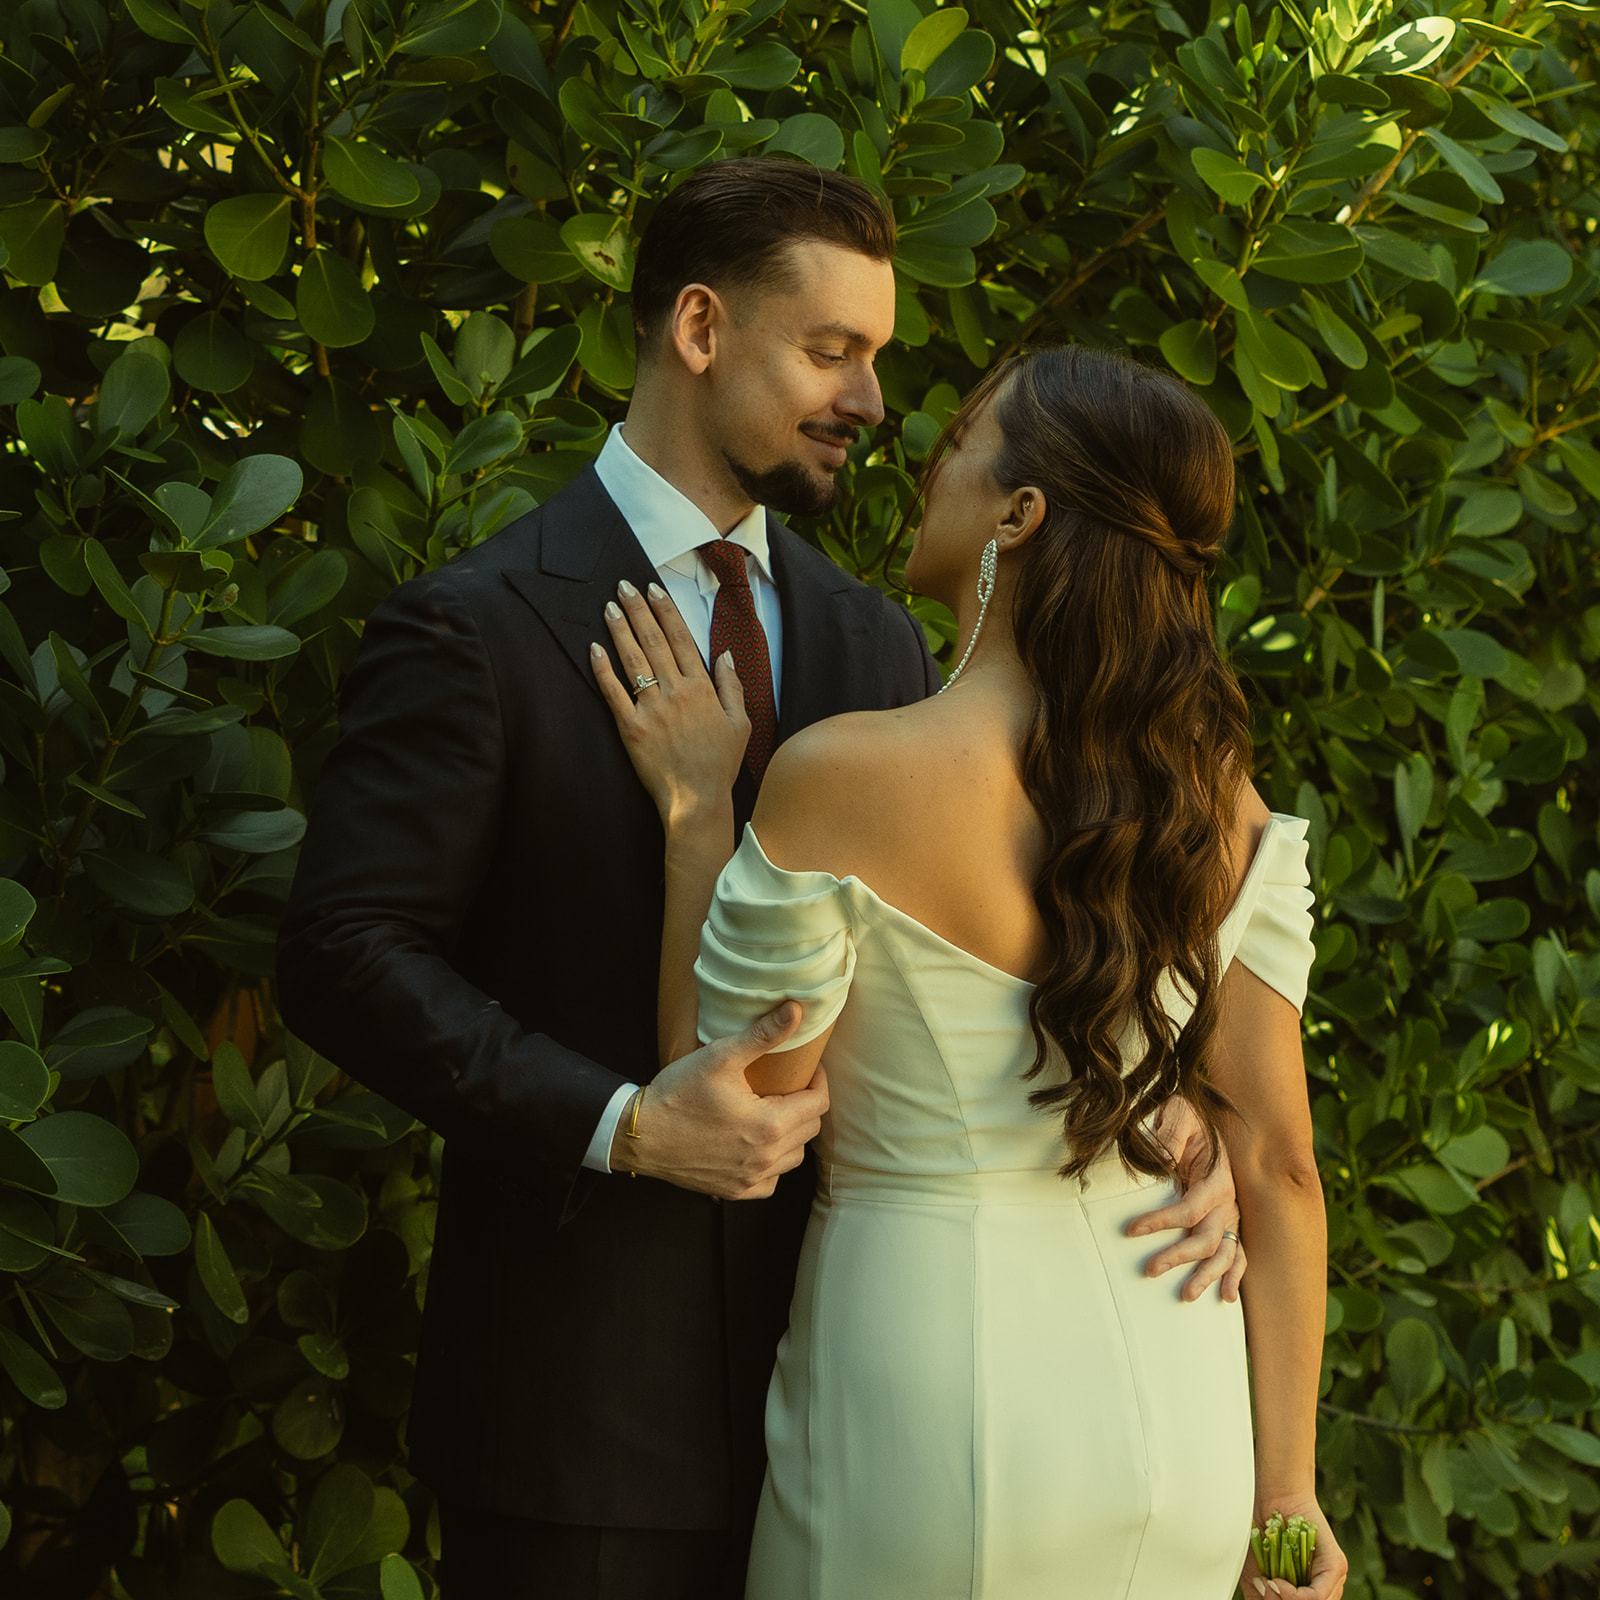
[{"left": 836, "top": 364, "right": 885, "bottom": 429}]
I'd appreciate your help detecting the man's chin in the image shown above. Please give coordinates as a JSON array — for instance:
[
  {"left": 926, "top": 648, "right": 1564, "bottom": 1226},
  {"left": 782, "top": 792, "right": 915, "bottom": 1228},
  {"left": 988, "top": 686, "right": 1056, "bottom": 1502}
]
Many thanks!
[{"left": 723, "top": 452, "right": 839, "bottom": 518}]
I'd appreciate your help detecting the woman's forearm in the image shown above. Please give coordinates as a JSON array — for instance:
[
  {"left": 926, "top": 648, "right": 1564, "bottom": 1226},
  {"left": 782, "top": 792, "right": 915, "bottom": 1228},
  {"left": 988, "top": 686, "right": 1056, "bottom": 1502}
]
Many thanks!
[
  {"left": 657, "top": 800, "right": 737, "bottom": 1065},
  {"left": 1236, "top": 1157, "right": 1327, "bottom": 1507}
]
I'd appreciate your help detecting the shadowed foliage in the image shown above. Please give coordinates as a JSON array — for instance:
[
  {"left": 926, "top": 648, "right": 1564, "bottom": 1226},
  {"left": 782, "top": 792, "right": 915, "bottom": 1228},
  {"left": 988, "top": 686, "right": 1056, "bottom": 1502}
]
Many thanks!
[{"left": 0, "top": 1, "right": 1598, "bottom": 1596}]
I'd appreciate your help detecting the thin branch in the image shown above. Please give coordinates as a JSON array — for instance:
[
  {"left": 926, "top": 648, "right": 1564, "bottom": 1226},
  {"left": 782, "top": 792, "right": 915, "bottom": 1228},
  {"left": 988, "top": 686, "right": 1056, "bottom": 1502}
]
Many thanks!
[
  {"left": 1337, "top": 2, "right": 1537, "bottom": 227},
  {"left": 1317, "top": 1402, "right": 1450, "bottom": 1436},
  {"left": 996, "top": 206, "right": 1168, "bottom": 361}
]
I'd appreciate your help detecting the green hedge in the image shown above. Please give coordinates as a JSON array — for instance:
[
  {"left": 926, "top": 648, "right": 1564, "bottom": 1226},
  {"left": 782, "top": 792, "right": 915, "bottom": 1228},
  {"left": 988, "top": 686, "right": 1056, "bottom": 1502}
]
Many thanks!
[{"left": 0, "top": 0, "right": 1597, "bottom": 1595}]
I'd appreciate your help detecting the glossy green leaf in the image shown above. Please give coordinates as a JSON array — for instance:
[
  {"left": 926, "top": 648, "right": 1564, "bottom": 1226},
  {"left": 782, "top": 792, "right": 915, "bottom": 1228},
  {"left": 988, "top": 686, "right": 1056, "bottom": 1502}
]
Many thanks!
[
  {"left": 101, "top": 1192, "right": 190, "bottom": 1257},
  {"left": 1315, "top": 72, "right": 1389, "bottom": 109},
  {"left": 1365, "top": 15, "right": 1456, "bottom": 74},
  {"left": 1251, "top": 222, "right": 1363, "bottom": 283},
  {"left": 174, "top": 313, "right": 254, "bottom": 394},
  {"left": 212, "top": 1497, "right": 287, "bottom": 1575},
  {"left": 1158, "top": 320, "right": 1216, "bottom": 384},
  {"left": 324, "top": 138, "right": 421, "bottom": 208},
  {"left": 1422, "top": 129, "right": 1504, "bottom": 205},
  {"left": 297, "top": 250, "right": 376, "bottom": 348},
  {"left": 0, "top": 199, "right": 64, "bottom": 285},
  {"left": 452, "top": 312, "right": 516, "bottom": 397},
  {"left": 204, "top": 194, "right": 292, "bottom": 281},
  {"left": 304, "top": 1462, "right": 373, "bottom": 1580},
  {"left": 1191, "top": 148, "right": 1267, "bottom": 204},
  {"left": 0, "top": 1324, "right": 66, "bottom": 1408},
  {"left": 272, "top": 1373, "right": 346, "bottom": 1458},
  {"left": 155, "top": 78, "right": 235, "bottom": 137},
  {"left": 769, "top": 113, "right": 845, "bottom": 169},
  {"left": 0, "top": 356, "right": 40, "bottom": 406},
  {"left": 498, "top": 325, "right": 583, "bottom": 403},
  {"left": 397, "top": 0, "right": 502, "bottom": 56},
  {"left": 1466, "top": 91, "right": 1568, "bottom": 152},
  {"left": 1387, "top": 1319, "right": 1440, "bottom": 1408},
  {"left": 84, "top": 850, "right": 193, "bottom": 918},
  {"left": 0, "top": 879, "right": 36, "bottom": 951},
  {"left": 194, "top": 1213, "right": 248, "bottom": 1324},
  {"left": 17, "top": 1111, "right": 139, "bottom": 1206},
  {"left": 1474, "top": 239, "right": 1574, "bottom": 298},
  {"left": 902, "top": 8, "right": 968, "bottom": 73},
  {"left": 96, "top": 348, "right": 169, "bottom": 438},
  {"left": 576, "top": 300, "right": 637, "bottom": 392},
  {"left": 0, "top": 127, "right": 49, "bottom": 162},
  {"left": 0, "top": 1041, "right": 49, "bottom": 1121},
  {"left": 560, "top": 213, "right": 636, "bottom": 292},
  {"left": 381, "top": 1554, "right": 426, "bottom": 1600}
]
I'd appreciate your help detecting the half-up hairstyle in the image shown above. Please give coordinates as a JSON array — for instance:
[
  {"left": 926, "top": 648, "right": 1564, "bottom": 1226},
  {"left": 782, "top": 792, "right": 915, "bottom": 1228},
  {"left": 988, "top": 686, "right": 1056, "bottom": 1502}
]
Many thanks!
[{"left": 929, "top": 345, "right": 1250, "bottom": 1181}]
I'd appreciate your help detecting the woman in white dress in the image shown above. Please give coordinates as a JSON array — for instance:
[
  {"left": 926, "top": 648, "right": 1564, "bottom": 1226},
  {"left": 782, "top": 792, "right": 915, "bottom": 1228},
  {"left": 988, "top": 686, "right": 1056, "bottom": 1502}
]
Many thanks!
[{"left": 591, "top": 345, "right": 1347, "bottom": 1599}]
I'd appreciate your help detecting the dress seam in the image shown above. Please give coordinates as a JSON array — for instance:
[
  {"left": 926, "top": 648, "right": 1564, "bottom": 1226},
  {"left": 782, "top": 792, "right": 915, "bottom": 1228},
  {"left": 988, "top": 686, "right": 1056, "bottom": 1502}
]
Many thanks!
[
  {"left": 864, "top": 902, "right": 981, "bottom": 1174},
  {"left": 1083, "top": 1204, "right": 1157, "bottom": 1598},
  {"left": 968, "top": 1203, "right": 981, "bottom": 1600}
]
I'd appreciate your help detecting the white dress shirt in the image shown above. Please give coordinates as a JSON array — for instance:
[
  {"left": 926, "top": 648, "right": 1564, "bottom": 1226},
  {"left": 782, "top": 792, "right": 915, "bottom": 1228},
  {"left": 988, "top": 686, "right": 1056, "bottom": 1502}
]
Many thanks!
[{"left": 581, "top": 424, "right": 786, "bottom": 1172}]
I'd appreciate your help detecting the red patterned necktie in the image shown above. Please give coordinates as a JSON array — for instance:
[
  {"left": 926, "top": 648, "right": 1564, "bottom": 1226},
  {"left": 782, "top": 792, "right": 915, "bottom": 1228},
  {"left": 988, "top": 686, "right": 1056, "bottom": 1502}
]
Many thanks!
[{"left": 697, "top": 536, "right": 777, "bottom": 785}]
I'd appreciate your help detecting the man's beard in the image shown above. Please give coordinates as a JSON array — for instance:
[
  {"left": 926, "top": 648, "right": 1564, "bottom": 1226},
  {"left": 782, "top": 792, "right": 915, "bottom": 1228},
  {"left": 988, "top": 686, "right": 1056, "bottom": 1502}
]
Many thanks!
[{"left": 722, "top": 428, "right": 856, "bottom": 518}]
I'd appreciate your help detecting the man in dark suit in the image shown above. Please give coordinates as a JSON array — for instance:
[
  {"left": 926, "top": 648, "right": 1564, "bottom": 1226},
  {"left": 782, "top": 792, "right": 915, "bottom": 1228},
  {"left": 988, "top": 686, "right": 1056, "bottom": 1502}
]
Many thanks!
[{"left": 278, "top": 159, "right": 1240, "bottom": 1599}]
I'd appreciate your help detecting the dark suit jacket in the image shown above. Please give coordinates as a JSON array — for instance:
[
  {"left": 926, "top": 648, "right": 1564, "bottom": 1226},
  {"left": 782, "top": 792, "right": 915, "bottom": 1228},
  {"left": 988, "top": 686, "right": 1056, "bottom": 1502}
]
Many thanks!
[{"left": 276, "top": 465, "right": 939, "bottom": 1529}]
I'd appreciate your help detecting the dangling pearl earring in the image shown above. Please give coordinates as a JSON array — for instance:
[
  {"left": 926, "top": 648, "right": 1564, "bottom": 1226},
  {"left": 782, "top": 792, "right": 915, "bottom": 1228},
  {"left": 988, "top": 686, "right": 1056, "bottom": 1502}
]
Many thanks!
[{"left": 938, "top": 537, "right": 999, "bottom": 693}]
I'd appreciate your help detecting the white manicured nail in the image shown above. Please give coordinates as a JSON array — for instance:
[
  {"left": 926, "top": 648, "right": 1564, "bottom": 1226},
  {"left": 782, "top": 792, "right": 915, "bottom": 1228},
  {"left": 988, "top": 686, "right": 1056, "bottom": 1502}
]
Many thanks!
[
  {"left": 590, "top": 642, "right": 604, "bottom": 658},
  {"left": 618, "top": 579, "right": 639, "bottom": 598},
  {"left": 606, "top": 601, "right": 622, "bottom": 621},
  {"left": 648, "top": 582, "right": 667, "bottom": 600}
]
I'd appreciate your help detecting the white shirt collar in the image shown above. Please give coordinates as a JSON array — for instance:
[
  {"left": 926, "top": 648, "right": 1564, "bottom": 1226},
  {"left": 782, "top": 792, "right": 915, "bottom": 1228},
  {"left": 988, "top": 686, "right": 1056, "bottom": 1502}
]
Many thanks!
[{"left": 594, "top": 424, "right": 772, "bottom": 584}]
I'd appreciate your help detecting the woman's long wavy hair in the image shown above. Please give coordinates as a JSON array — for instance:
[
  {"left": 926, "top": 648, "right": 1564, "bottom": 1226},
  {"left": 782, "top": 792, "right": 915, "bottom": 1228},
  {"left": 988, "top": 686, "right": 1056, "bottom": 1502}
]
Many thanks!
[{"left": 918, "top": 345, "right": 1251, "bottom": 1181}]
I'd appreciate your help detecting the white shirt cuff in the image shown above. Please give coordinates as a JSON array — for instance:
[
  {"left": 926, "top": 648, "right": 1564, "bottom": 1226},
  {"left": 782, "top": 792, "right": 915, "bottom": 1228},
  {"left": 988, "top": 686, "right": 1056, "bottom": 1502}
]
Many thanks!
[{"left": 582, "top": 1081, "right": 642, "bottom": 1173}]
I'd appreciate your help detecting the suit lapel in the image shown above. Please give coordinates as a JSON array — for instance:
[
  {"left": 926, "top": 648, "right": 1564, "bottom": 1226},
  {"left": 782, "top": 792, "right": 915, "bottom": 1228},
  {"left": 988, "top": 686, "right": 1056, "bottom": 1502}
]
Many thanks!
[
  {"left": 503, "top": 466, "right": 664, "bottom": 704},
  {"left": 505, "top": 477, "right": 884, "bottom": 729},
  {"left": 767, "top": 517, "right": 883, "bottom": 744}
]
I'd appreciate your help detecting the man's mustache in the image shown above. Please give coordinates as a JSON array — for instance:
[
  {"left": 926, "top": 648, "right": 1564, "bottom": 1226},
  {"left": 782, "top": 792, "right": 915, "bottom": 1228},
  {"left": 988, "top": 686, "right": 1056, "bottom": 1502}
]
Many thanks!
[{"left": 801, "top": 422, "right": 859, "bottom": 447}]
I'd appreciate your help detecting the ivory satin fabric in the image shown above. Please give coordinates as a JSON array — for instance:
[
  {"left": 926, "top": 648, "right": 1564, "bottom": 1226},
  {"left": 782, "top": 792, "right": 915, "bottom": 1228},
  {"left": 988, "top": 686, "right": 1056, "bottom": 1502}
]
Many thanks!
[{"left": 696, "top": 814, "right": 1317, "bottom": 1600}]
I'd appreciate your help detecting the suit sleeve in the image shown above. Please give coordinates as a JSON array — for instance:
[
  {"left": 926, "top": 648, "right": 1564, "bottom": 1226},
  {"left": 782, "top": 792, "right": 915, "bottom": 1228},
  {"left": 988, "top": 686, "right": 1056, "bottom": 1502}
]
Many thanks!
[
  {"left": 276, "top": 573, "right": 627, "bottom": 1208},
  {"left": 888, "top": 597, "right": 942, "bottom": 702}
]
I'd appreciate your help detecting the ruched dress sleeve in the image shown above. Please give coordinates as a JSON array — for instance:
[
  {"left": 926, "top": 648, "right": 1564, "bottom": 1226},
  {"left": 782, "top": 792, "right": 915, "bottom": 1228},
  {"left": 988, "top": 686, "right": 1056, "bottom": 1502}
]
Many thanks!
[
  {"left": 1219, "top": 813, "right": 1317, "bottom": 1013},
  {"left": 695, "top": 826, "right": 858, "bottom": 1053}
]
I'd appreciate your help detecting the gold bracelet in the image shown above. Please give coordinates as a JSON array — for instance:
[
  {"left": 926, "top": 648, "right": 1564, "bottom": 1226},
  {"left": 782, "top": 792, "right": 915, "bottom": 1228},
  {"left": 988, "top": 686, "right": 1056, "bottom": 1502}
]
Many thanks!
[{"left": 623, "top": 1084, "right": 645, "bottom": 1177}]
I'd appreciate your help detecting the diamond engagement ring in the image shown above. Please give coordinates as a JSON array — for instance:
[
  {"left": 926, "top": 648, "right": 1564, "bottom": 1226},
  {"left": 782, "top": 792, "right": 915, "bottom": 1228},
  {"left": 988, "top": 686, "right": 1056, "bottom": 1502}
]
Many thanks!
[{"left": 632, "top": 674, "right": 659, "bottom": 694}]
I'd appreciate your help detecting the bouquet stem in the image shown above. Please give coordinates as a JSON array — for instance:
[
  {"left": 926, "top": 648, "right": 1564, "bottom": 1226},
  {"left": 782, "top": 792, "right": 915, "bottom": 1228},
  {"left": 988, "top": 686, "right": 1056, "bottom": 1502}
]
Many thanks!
[{"left": 1250, "top": 1512, "right": 1316, "bottom": 1586}]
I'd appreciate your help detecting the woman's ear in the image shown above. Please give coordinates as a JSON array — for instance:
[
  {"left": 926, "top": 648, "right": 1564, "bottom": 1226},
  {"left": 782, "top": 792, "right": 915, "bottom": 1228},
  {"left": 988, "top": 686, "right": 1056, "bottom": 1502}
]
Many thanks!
[{"left": 997, "top": 486, "right": 1047, "bottom": 553}]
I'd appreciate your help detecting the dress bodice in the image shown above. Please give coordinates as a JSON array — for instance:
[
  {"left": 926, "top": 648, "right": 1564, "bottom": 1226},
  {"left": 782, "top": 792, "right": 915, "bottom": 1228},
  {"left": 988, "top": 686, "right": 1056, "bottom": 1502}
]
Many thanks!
[{"left": 695, "top": 814, "right": 1316, "bottom": 1181}]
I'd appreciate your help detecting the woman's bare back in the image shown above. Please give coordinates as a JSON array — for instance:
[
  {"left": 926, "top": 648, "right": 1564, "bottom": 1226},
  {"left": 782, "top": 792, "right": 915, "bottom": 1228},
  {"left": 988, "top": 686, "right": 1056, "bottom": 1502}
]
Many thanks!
[{"left": 752, "top": 680, "right": 1272, "bottom": 985}]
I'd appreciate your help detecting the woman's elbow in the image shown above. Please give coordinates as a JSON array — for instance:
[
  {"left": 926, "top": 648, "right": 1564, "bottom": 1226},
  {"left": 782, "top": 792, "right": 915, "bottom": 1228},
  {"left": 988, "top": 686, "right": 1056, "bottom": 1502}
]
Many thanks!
[{"left": 1238, "top": 1138, "right": 1323, "bottom": 1200}]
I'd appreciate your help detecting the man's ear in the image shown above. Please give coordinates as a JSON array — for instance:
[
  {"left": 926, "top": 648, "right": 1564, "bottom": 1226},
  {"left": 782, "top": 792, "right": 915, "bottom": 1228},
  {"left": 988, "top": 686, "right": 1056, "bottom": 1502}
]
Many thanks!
[
  {"left": 996, "top": 486, "right": 1047, "bottom": 554},
  {"left": 669, "top": 283, "right": 720, "bottom": 375}
]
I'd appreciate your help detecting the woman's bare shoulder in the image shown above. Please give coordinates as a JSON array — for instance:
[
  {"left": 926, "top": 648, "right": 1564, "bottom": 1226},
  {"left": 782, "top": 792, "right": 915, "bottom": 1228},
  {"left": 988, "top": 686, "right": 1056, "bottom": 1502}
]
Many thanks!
[
  {"left": 1226, "top": 778, "right": 1273, "bottom": 885},
  {"left": 754, "top": 708, "right": 928, "bottom": 875}
]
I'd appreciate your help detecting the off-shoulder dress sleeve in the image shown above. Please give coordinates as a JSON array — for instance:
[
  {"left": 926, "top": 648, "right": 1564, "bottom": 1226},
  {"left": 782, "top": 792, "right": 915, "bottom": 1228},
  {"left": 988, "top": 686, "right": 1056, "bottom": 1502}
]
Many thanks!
[
  {"left": 695, "top": 826, "right": 858, "bottom": 1053},
  {"left": 1218, "top": 813, "right": 1317, "bottom": 1013}
]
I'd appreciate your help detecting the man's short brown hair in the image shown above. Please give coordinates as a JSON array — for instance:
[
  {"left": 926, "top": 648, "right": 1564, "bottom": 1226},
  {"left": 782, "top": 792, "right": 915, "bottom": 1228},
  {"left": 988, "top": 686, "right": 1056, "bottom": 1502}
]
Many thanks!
[{"left": 631, "top": 157, "right": 896, "bottom": 349}]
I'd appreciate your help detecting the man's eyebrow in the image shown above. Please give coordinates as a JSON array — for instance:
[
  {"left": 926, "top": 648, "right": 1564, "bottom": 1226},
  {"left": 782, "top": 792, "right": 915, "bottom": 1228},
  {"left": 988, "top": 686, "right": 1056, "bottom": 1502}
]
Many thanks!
[{"left": 805, "top": 321, "right": 878, "bottom": 347}]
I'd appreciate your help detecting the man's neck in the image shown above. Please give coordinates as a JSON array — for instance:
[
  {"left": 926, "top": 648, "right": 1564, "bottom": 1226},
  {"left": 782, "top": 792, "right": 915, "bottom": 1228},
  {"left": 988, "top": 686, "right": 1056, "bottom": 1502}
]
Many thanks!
[{"left": 618, "top": 404, "right": 758, "bottom": 537}]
